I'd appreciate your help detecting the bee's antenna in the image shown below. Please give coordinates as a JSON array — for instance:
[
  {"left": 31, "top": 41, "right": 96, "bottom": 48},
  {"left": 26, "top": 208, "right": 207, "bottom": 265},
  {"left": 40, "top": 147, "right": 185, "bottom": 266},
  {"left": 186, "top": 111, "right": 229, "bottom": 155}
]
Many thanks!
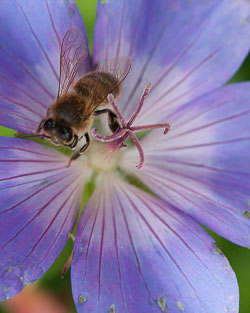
[{"left": 14, "top": 133, "right": 51, "bottom": 139}]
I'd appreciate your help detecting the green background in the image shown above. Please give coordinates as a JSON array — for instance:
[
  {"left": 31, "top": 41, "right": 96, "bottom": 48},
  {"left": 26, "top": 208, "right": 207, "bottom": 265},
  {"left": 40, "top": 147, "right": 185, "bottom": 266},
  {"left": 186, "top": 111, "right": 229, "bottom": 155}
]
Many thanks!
[{"left": 0, "top": 0, "right": 250, "bottom": 312}]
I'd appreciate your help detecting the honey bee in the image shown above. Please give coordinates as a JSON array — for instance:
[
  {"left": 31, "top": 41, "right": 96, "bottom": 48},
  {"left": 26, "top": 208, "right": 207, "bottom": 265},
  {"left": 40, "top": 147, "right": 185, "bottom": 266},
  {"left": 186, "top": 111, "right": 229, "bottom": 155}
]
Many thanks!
[{"left": 37, "top": 28, "right": 131, "bottom": 166}]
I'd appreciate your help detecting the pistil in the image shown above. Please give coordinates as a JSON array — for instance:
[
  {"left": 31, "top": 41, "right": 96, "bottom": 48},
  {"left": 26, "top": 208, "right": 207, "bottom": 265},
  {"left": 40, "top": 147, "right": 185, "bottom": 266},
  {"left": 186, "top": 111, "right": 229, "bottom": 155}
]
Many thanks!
[{"left": 92, "top": 84, "right": 170, "bottom": 169}]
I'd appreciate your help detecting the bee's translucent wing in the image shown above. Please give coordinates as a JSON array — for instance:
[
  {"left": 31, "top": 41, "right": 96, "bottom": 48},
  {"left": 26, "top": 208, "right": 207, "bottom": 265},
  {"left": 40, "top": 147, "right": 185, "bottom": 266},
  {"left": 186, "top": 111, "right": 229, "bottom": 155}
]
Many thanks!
[
  {"left": 84, "top": 57, "right": 131, "bottom": 117},
  {"left": 96, "top": 56, "right": 131, "bottom": 86},
  {"left": 58, "top": 28, "right": 88, "bottom": 98}
]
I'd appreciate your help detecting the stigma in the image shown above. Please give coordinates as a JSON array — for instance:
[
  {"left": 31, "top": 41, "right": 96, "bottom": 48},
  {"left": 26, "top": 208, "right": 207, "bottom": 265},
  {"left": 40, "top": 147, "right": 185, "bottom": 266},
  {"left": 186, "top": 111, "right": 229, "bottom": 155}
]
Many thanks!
[{"left": 92, "top": 84, "right": 170, "bottom": 169}]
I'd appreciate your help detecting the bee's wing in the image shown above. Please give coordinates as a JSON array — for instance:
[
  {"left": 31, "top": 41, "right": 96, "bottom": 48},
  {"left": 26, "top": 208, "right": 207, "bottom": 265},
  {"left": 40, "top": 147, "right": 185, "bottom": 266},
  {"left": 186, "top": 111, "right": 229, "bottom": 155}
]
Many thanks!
[
  {"left": 57, "top": 28, "right": 88, "bottom": 98},
  {"left": 96, "top": 56, "right": 131, "bottom": 86},
  {"left": 86, "top": 56, "right": 131, "bottom": 116}
]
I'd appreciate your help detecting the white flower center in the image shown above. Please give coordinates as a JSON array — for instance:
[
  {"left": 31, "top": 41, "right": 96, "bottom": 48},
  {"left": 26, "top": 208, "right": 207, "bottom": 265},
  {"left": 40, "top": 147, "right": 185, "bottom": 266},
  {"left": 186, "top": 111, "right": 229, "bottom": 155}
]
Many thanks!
[{"left": 86, "top": 142, "right": 119, "bottom": 173}]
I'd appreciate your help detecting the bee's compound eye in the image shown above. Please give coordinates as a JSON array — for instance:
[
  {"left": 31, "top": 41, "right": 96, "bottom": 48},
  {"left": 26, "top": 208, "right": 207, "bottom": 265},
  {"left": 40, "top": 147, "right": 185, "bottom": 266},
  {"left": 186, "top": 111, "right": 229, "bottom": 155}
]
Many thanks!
[
  {"left": 59, "top": 126, "right": 73, "bottom": 143},
  {"left": 44, "top": 119, "right": 56, "bottom": 131}
]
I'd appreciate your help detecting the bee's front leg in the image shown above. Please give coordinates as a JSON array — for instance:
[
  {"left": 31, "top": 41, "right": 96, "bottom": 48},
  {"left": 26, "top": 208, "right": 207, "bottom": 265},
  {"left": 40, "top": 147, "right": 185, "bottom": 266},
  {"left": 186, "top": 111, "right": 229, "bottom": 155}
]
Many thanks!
[
  {"left": 36, "top": 119, "right": 45, "bottom": 134},
  {"left": 66, "top": 133, "right": 90, "bottom": 167},
  {"left": 94, "top": 109, "right": 120, "bottom": 133},
  {"left": 68, "top": 135, "right": 79, "bottom": 150}
]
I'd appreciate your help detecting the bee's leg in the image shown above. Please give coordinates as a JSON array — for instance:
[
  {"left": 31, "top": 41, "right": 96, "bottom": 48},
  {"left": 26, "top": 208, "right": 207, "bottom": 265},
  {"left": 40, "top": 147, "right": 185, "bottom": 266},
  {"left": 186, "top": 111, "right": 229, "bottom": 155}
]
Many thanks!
[
  {"left": 108, "top": 110, "right": 121, "bottom": 133},
  {"left": 66, "top": 133, "right": 90, "bottom": 167},
  {"left": 36, "top": 119, "right": 45, "bottom": 134},
  {"left": 68, "top": 135, "right": 78, "bottom": 150},
  {"left": 94, "top": 109, "right": 120, "bottom": 133}
]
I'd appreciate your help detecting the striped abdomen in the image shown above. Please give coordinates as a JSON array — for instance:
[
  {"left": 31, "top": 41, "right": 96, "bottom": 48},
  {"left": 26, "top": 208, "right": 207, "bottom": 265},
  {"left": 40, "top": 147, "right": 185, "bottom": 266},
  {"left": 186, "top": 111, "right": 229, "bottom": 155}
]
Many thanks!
[{"left": 73, "top": 72, "right": 121, "bottom": 107}]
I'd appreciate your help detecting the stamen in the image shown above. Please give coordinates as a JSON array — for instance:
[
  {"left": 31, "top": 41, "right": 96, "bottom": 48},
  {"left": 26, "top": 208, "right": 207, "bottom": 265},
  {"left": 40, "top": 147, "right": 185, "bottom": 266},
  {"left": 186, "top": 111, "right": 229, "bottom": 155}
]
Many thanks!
[
  {"left": 128, "top": 130, "right": 144, "bottom": 169},
  {"left": 131, "top": 123, "right": 170, "bottom": 135},
  {"left": 92, "top": 128, "right": 127, "bottom": 142},
  {"left": 92, "top": 84, "right": 170, "bottom": 169},
  {"left": 127, "top": 83, "right": 152, "bottom": 127}
]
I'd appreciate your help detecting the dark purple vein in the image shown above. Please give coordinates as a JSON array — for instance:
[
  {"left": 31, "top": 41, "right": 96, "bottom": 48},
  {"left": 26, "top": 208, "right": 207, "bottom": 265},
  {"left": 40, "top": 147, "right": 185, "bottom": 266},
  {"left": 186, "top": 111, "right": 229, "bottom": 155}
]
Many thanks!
[
  {"left": 83, "top": 197, "right": 101, "bottom": 283},
  {"left": 152, "top": 24, "right": 207, "bottom": 98},
  {"left": 164, "top": 159, "right": 250, "bottom": 177},
  {"left": 145, "top": 168, "right": 239, "bottom": 217},
  {"left": 115, "top": 0, "right": 126, "bottom": 58},
  {"left": 21, "top": 179, "right": 81, "bottom": 265},
  {"left": 110, "top": 193, "right": 125, "bottom": 310},
  {"left": 139, "top": 81, "right": 204, "bottom": 123},
  {"left": 0, "top": 171, "right": 65, "bottom": 192},
  {"left": 38, "top": 187, "right": 80, "bottom": 266},
  {"left": 1, "top": 174, "right": 78, "bottom": 249},
  {"left": 98, "top": 192, "right": 105, "bottom": 300},
  {"left": 121, "top": 185, "right": 198, "bottom": 294},
  {"left": 154, "top": 48, "right": 221, "bottom": 105},
  {"left": 0, "top": 172, "right": 75, "bottom": 216},
  {"left": 170, "top": 99, "right": 229, "bottom": 133},
  {"left": 169, "top": 109, "right": 250, "bottom": 141},
  {"left": 0, "top": 159, "right": 59, "bottom": 163},
  {"left": 123, "top": 22, "right": 168, "bottom": 111},
  {"left": 116, "top": 194, "right": 152, "bottom": 299},
  {"left": 105, "top": 17, "right": 110, "bottom": 62},
  {"left": 139, "top": 189, "right": 212, "bottom": 248},
  {"left": 166, "top": 136, "right": 250, "bottom": 151},
  {"left": 135, "top": 192, "right": 224, "bottom": 286},
  {"left": 0, "top": 109, "right": 38, "bottom": 126},
  {"left": 45, "top": 0, "right": 61, "bottom": 48},
  {"left": 142, "top": 170, "right": 225, "bottom": 223},
  {"left": 154, "top": 165, "right": 248, "bottom": 203},
  {"left": 0, "top": 166, "right": 65, "bottom": 183},
  {"left": 0, "top": 44, "right": 54, "bottom": 101},
  {"left": 0, "top": 73, "right": 48, "bottom": 109},
  {"left": 0, "top": 146, "right": 59, "bottom": 157},
  {"left": 18, "top": 4, "right": 59, "bottom": 81},
  {"left": 128, "top": 2, "right": 144, "bottom": 57},
  {"left": 0, "top": 95, "right": 44, "bottom": 118}
]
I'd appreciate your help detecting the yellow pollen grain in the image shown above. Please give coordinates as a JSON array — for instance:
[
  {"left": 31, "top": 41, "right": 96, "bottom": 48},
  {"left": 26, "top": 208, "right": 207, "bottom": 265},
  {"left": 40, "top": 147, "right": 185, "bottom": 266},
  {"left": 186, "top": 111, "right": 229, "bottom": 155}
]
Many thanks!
[{"left": 177, "top": 301, "right": 184, "bottom": 311}]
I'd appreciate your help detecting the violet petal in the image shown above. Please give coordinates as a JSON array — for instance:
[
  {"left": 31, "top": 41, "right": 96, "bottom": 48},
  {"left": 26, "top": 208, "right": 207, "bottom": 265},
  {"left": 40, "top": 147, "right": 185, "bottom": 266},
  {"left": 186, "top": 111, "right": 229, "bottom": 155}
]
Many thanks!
[
  {"left": 71, "top": 174, "right": 238, "bottom": 313},
  {"left": 120, "top": 83, "right": 250, "bottom": 248},
  {"left": 0, "top": 0, "right": 90, "bottom": 134},
  {"left": 94, "top": 0, "right": 250, "bottom": 123},
  {"left": 0, "top": 137, "right": 86, "bottom": 300}
]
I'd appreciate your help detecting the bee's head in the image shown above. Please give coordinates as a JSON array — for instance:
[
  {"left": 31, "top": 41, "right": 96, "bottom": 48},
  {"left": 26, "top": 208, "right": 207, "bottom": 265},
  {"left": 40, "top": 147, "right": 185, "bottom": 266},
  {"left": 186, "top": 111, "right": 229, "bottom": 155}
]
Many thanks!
[{"left": 43, "top": 118, "right": 74, "bottom": 146}]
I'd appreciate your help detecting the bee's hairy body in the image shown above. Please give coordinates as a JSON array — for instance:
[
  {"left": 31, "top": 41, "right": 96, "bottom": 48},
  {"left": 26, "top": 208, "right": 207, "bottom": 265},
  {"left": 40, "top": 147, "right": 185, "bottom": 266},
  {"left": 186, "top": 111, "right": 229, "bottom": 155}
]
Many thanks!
[
  {"left": 36, "top": 28, "right": 131, "bottom": 167},
  {"left": 74, "top": 71, "right": 120, "bottom": 104},
  {"left": 49, "top": 71, "right": 121, "bottom": 136}
]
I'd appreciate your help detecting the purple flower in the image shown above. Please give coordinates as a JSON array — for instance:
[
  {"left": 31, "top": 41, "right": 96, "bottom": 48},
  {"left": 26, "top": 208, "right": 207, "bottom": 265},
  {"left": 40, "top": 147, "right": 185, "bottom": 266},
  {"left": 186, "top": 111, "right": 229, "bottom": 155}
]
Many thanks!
[{"left": 0, "top": 0, "right": 250, "bottom": 312}]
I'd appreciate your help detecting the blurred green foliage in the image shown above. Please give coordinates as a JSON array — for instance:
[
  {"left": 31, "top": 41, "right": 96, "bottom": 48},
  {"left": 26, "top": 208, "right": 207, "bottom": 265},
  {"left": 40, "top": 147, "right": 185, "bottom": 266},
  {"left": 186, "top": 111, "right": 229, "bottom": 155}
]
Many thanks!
[{"left": 0, "top": 0, "right": 249, "bottom": 312}]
